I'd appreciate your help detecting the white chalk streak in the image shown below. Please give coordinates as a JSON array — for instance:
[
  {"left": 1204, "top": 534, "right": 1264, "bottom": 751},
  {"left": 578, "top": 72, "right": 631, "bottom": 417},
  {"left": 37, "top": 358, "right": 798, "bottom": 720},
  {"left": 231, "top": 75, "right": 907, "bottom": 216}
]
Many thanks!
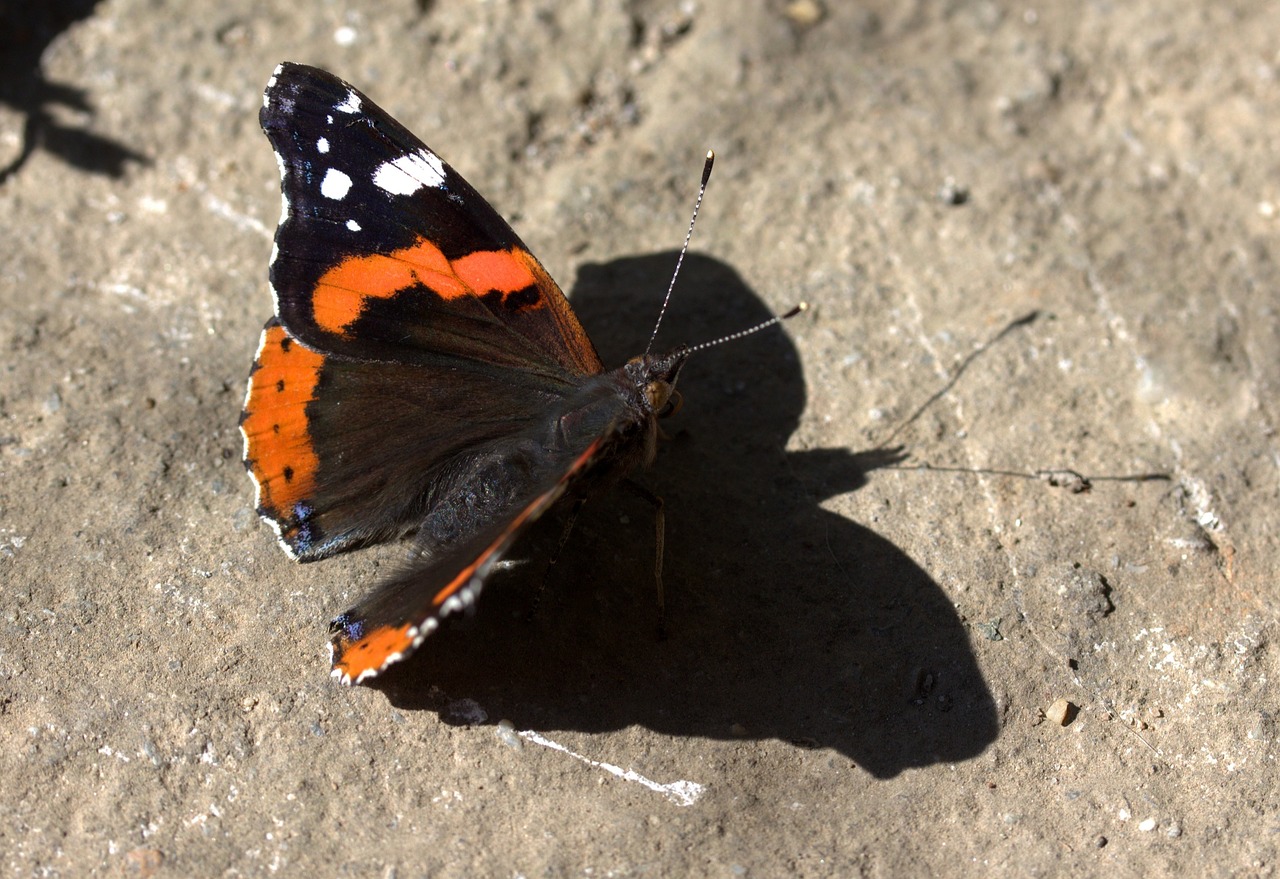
[{"left": 518, "top": 730, "right": 706, "bottom": 807}]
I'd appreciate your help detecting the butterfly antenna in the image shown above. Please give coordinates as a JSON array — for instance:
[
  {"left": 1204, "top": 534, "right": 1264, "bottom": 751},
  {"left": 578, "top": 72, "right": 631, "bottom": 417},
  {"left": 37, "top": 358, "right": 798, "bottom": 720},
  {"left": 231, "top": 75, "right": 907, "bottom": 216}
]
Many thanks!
[
  {"left": 645, "top": 150, "right": 716, "bottom": 357},
  {"left": 685, "top": 302, "right": 809, "bottom": 356}
]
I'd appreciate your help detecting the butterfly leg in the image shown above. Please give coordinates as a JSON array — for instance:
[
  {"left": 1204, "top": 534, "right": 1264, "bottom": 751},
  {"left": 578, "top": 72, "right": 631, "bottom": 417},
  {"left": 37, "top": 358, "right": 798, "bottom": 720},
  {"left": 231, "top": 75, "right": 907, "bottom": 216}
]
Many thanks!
[
  {"left": 527, "top": 497, "right": 587, "bottom": 621},
  {"left": 622, "top": 479, "right": 666, "bottom": 641}
]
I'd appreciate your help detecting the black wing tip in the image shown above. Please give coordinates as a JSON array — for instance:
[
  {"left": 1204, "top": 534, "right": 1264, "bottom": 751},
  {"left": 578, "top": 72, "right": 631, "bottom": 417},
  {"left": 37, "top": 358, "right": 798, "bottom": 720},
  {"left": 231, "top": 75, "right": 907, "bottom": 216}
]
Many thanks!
[
  {"left": 267, "top": 62, "right": 342, "bottom": 92},
  {"left": 261, "top": 63, "right": 360, "bottom": 128}
]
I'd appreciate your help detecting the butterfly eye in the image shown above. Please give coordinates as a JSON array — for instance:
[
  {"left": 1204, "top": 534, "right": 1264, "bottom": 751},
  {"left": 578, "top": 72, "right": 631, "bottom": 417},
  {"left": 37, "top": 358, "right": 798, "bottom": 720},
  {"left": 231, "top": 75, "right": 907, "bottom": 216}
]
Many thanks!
[{"left": 658, "top": 390, "right": 683, "bottom": 418}]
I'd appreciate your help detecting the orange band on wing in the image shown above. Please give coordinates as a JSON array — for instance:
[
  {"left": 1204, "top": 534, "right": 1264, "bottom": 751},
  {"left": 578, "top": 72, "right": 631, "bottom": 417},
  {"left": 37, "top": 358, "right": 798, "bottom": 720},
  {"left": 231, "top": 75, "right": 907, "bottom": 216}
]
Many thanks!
[
  {"left": 312, "top": 238, "right": 545, "bottom": 335},
  {"left": 242, "top": 322, "right": 323, "bottom": 517},
  {"left": 331, "top": 622, "right": 415, "bottom": 683},
  {"left": 451, "top": 247, "right": 537, "bottom": 297}
]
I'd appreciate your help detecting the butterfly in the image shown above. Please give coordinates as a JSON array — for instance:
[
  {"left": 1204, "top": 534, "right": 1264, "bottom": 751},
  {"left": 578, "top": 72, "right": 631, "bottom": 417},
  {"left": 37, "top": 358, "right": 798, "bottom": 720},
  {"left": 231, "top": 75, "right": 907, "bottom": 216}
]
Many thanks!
[{"left": 241, "top": 63, "right": 799, "bottom": 685}]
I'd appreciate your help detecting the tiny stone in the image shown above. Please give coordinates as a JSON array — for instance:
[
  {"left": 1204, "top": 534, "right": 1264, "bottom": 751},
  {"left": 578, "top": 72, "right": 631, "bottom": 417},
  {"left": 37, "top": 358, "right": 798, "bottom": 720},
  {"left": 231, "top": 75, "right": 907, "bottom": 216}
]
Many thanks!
[
  {"left": 938, "top": 176, "right": 970, "bottom": 205},
  {"left": 496, "top": 719, "right": 522, "bottom": 750},
  {"left": 976, "top": 618, "right": 1003, "bottom": 641},
  {"left": 444, "top": 698, "right": 488, "bottom": 726},
  {"left": 1045, "top": 698, "right": 1077, "bottom": 726},
  {"left": 784, "top": 0, "right": 826, "bottom": 27},
  {"left": 1138, "top": 818, "right": 1157, "bottom": 832}
]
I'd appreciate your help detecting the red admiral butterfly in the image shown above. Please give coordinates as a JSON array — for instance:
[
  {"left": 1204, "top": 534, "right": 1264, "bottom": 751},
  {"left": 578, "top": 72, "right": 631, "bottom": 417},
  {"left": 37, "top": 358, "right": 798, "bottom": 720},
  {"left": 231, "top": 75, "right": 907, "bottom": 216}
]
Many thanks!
[{"left": 241, "top": 63, "right": 800, "bottom": 685}]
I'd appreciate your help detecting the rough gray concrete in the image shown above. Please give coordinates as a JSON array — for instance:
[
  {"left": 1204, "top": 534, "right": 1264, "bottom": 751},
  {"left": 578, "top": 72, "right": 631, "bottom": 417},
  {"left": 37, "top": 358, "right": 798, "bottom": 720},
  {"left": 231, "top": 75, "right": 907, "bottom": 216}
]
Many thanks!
[{"left": 2, "top": 0, "right": 1277, "bottom": 875}]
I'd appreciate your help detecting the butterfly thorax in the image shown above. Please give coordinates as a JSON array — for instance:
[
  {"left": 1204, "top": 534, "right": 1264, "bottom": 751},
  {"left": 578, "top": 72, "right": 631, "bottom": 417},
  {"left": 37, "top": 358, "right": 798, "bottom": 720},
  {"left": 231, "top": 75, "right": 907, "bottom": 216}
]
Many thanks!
[{"left": 548, "top": 346, "right": 688, "bottom": 476}]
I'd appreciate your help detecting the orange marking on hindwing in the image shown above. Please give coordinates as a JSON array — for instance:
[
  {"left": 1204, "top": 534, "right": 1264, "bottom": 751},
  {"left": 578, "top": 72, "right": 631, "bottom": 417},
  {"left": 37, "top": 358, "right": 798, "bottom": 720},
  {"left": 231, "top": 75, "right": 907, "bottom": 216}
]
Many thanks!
[
  {"left": 331, "top": 622, "right": 415, "bottom": 683},
  {"left": 312, "top": 238, "right": 545, "bottom": 335},
  {"left": 242, "top": 322, "right": 323, "bottom": 519}
]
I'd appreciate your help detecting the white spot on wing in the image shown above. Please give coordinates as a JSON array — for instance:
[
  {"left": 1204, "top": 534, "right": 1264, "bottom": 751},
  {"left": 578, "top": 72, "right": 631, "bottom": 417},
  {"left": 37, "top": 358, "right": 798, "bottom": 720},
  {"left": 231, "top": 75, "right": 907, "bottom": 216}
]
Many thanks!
[
  {"left": 273, "top": 151, "right": 291, "bottom": 225},
  {"left": 316, "top": 137, "right": 329, "bottom": 154},
  {"left": 320, "top": 168, "right": 352, "bottom": 200},
  {"left": 334, "top": 89, "right": 362, "bottom": 114},
  {"left": 440, "top": 581, "right": 481, "bottom": 617},
  {"left": 373, "top": 150, "right": 446, "bottom": 195},
  {"left": 346, "top": 219, "right": 361, "bottom": 232}
]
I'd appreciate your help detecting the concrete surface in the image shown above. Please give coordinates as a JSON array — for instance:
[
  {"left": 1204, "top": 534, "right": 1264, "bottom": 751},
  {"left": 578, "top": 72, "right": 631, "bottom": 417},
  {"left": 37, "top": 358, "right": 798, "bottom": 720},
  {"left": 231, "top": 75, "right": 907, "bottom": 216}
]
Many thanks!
[{"left": 2, "top": 0, "right": 1277, "bottom": 875}]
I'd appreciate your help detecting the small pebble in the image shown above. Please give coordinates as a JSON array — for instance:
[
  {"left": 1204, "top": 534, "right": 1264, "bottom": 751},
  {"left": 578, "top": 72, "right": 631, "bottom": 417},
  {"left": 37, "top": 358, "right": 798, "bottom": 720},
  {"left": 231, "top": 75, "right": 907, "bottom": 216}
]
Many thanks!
[
  {"left": 938, "top": 176, "right": 970, "bottom": 205},
  {"left": 784, "top": 0, "right": 826, "bottom": 27},
  {"left": 1045, "top": 698, "right": 1077, "bottom": 726},
  {"left": 1138, "top": 818, "right": 1157, "bottom": 832},
  {"left": 443, "top": 698, "right": 487, "bottom": 726},
  {"left": 976, "top": 618, "right": 1003, "bottom": 641},
  {"left": 496, "top": 719, "right": 522, "bottom": 751}
]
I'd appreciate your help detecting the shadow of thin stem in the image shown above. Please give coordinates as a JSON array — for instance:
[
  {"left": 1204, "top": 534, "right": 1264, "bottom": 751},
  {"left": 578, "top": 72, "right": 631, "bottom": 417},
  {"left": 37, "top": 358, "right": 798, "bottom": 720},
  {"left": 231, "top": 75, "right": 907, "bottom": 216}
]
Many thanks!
[
  {"left": 885, "top": 462, "right": 1172, "bottom": 494},
  {"left": 875, "top": 310, "right": 1042, "bottom": 450}
]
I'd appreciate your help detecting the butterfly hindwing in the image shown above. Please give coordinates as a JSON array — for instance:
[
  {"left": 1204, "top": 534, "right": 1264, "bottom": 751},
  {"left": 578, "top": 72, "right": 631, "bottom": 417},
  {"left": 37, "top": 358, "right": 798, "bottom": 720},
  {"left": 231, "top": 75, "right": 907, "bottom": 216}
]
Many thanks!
[
  {"left": 241, "top": 317, "right": 583, "bottom": 561},
  {"left": 328, "top": 438, "right": 607, "bottom": 684}
]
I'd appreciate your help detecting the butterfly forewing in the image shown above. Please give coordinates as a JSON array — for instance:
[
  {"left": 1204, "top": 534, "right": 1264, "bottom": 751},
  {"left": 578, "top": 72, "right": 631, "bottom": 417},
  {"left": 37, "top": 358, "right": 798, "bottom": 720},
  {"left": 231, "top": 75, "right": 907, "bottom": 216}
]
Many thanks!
[{"left": 261, "top": 62, "right": 603, "bottom": 376}]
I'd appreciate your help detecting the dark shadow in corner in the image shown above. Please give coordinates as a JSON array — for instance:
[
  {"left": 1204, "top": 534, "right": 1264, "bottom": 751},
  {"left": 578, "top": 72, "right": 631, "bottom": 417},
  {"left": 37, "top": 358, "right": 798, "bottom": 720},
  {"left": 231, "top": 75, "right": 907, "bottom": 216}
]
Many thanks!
[
  {"left": 372, "top": 252, "right": 999, "bottom": 778},
  {"left": 0, "top": 1, "right": 148, "bottom": 185}
]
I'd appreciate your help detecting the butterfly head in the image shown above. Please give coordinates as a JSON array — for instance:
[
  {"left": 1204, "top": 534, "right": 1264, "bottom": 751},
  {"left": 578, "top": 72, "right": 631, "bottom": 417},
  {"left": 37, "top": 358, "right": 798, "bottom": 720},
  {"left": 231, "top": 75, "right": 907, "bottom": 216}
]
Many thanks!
[{"left": 626, "top": 345, "right": 690, "bottom": 420}]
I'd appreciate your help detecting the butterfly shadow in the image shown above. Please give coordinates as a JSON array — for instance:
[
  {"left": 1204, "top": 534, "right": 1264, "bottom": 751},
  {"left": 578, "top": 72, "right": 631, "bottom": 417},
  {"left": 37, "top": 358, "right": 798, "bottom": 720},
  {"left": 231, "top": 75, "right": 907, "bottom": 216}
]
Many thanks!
[
  {"left": 374, "top": 252, "right": 999, "bottom": 778},
  {"left": 0, "top": 1, "right": 149, "bottom": 185}
]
